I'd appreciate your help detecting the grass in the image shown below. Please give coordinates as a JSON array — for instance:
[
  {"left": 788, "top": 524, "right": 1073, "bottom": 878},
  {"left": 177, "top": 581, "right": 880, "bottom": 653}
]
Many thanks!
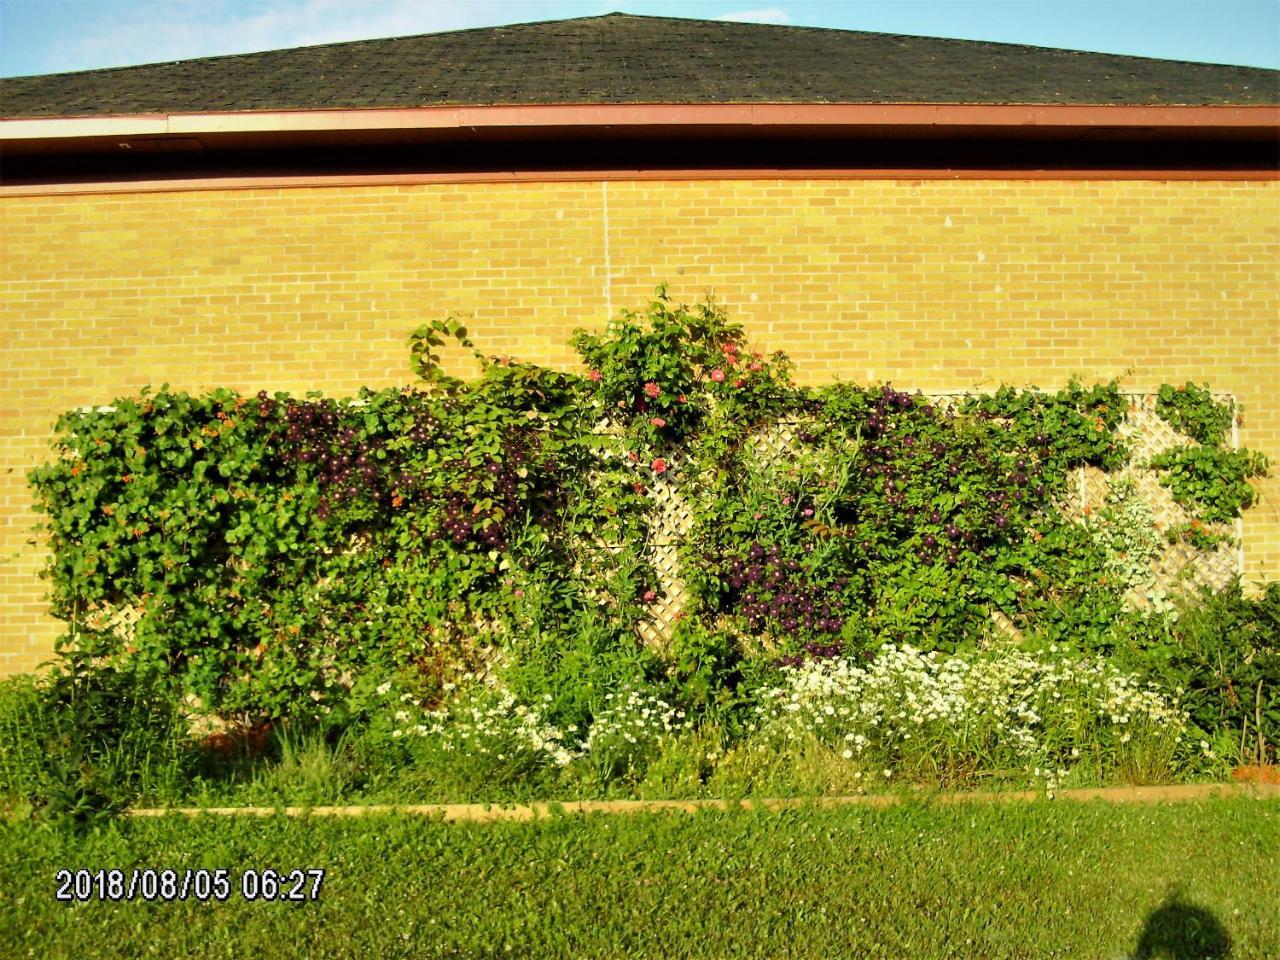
[{"left": 2, "top": 796, "right": 1277, "bottom": 959}]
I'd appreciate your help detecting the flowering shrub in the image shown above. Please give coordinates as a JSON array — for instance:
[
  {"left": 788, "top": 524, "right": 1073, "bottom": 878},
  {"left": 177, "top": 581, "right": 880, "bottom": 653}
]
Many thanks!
[{"left": 751, "top": 645, "right": 1195, "bottom": 790}]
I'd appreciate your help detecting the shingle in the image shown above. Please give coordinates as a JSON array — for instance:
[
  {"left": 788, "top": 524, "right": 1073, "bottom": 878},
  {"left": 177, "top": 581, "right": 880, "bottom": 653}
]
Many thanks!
[{"left": 2, "top": 12, "right": 1277, "bottom": 118}]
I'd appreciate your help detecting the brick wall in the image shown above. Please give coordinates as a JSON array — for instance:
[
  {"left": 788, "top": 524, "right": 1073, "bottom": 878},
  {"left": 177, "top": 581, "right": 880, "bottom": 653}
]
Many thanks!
[{"left": 2, "top": 177, "right": 1278, "bottom": 674}]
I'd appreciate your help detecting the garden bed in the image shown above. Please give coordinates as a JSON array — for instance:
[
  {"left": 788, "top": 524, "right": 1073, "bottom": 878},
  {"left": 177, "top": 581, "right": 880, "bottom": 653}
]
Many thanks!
[{"left": 4, "top": 289, "right": 1274, "bottom": 824}]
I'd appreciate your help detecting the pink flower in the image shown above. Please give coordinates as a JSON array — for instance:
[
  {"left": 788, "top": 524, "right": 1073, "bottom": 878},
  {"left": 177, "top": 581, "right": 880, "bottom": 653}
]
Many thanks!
[
  {"left": 643, "top": 382, "right": 661, "bottom": 398},
  {"left": 749, "top": 362, "right": 763, "bottom": 372},
  {"left": 651, "top": 458, "right": 668, "bottom": 474},
  {"left": 802, "top": 508, "right": 814, "bottom": 517},
  {"left": 753, "top": 512, "right": 763, "bottom": 520},
  {"left": 628, "top": 451, "right": 640, "bottom": 462},
  {"left": 734, "top": 379, "right": 745, "bottom": 388},
  {"left": 642, "top": 590, "right": 657, "bottom": 602},
  {"left": 588, "top": 369, "right": 602, "bottom": 382},
  {"left": 650, "top": 417, "right": 667, "bottom": 428},
  {"left": 710, "top": 369, "right": 725, "bottom": 383},
  {"left": 514, "top": 589, "right": 525, "bottom": 598},
  {"left": 677, "top": 393, "right": 687, "bottom": 404}
]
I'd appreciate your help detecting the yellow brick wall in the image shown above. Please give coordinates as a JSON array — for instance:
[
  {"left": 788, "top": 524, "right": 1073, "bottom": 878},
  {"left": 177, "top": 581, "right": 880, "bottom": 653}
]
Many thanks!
[{"left": 2, "top": 178, "right": 1278, "bottom": 674}]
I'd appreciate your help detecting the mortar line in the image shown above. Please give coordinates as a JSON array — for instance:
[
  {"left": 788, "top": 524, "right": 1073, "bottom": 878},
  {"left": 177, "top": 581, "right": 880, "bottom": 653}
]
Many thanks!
[{"left": 602, "top": 180, "right": 612, "bottom": 321}]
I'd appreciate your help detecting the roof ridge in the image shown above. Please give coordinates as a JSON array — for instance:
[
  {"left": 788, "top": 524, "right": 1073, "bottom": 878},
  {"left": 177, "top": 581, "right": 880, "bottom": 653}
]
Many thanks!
[{"left": 4, "top": 11, "right": 1277, "bottom": 83}]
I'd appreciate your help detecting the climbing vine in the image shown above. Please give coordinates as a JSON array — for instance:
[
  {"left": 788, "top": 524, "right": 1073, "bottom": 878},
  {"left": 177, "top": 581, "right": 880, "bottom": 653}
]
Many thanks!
[{"left": 28, "top": 287, "right": 1271, "bottom": 721}]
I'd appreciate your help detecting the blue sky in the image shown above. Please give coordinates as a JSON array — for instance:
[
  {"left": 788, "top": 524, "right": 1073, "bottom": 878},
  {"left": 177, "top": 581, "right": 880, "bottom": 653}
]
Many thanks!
[{"left": 1, "top": 1, "right": 1277, "bottom": 78}]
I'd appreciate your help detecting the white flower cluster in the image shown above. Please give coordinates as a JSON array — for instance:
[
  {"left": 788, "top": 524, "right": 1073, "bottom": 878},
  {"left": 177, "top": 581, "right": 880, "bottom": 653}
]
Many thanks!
[
  {"left": 390, "top": 685, "right": 578, "bottom": 768},
  {"left": 579, "top": 682, "right": 683, "bottom": 757},
  {"left": 753, "top": 645, "right": 1188, "bottom": 787},
  {"left": 384, "top": 679, "right": 684, "bottom": 776}
]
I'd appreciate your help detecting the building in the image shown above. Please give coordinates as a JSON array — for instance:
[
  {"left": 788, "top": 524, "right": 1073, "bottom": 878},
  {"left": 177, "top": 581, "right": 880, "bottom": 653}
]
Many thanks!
[{"left": 1, "top": 13, "right": 1278, "bottom": 673}]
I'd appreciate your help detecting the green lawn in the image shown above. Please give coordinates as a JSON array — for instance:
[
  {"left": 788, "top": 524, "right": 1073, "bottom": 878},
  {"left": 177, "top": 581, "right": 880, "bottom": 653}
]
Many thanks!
[{"left": 2, "top": 796, "right": 1277, "bottom": 959}]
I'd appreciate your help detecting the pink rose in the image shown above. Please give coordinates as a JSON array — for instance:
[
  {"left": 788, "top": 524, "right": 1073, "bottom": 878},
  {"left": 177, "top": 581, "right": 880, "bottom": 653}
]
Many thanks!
[
  {"left": 651, "top": 458, "right": 668, "bottom": 474},
  {"left": 710, "top": 369, "right": 725, "bottom": 383},
  {"left": 643, "top": 382, "right": 661, "bottom": 398},
  {"left": 588, "top": 369, "right": 602, "bottom": 382},
  {"left": 650, "top": 417, "right": 667, "bottom": 428},
  {"left": 642, "top": 590, "right": 657, "bottom": 602},
  {"left": 749, "top": 362, "right": 763, "bottom": 372}
]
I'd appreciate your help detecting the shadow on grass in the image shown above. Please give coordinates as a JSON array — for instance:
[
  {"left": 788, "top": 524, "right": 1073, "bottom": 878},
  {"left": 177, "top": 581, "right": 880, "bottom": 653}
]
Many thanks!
[{"left": 1133, "top": 891, "right": 1231, "bottom": 959}]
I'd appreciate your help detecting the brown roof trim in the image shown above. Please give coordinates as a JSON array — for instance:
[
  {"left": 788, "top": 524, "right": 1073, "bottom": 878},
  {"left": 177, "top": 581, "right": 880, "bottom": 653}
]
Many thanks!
[
  {"left": 3, "top": 167, "right": 1276, "bottom": 198},
  {"left": 4, "top": 102, "right": 1278, "bottom": 143}
]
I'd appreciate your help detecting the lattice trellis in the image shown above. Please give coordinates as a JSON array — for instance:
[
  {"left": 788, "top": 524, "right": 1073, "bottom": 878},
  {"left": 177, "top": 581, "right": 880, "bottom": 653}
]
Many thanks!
[
  {"left": 1077, "top": 393, "right": 1242, "bottom": 601},
  {"left": 630, "top": 393, "right": 1244, "bottom": 645}
]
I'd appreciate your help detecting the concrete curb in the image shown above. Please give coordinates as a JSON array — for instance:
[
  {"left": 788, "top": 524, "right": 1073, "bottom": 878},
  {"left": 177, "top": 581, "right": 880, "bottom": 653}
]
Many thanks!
[{"left": 129, "top": 782, "right": 1280, "bottom": 822}]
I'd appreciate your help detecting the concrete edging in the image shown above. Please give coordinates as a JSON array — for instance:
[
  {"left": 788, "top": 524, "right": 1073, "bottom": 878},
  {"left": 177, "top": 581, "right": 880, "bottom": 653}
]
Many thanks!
[{"left": 128, "top": 782, "right": 1280, "bottom": 822}]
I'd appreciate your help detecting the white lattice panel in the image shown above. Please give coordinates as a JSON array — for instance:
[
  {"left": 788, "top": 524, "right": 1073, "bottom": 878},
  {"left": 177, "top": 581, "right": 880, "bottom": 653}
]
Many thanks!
[{"left": 1077, "top": 394, "right": 1241, "bottom": 597}]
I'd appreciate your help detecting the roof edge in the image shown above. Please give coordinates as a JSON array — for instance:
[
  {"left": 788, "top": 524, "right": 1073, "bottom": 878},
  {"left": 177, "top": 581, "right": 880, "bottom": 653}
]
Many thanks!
[{"left": 4, "top": 102, "right": 1279, "bottom": 141}]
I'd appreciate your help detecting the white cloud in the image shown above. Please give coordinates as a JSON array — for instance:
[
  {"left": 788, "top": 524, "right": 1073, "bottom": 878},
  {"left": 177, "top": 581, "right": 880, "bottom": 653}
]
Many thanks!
[{"left": 714, "top": 7, "right": 791, "bottom": 25}]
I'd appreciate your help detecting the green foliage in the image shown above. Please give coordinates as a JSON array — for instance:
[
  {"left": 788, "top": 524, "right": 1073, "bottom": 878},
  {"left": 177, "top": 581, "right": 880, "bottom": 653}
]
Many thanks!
[
  {"left": 1111, "top": 580, "right": 1279, "bottom": 766},
  {"left": 27, "top": 356, "right": 611, "bottom": 721},
  {"left": 666, "top": 619, "right": 744, "bottom": 718},
  {"left": 499, "top": 610, "right": 661, "bottom": 738},
  {"left": 1165, "top": 519, "right": 1234, "bottom": 552},
  {"left": 1148, "top": 445, "right": 1268, "bottom": 523},
  {"left": 1088, "top": 478, "right": 1171, "bottom": 613},
  {"left": 1156, "top": 382, "right": 1235, "bottom": 446},
  {"left": 0, "top": 652, "right": 192, "bottom": 824}
]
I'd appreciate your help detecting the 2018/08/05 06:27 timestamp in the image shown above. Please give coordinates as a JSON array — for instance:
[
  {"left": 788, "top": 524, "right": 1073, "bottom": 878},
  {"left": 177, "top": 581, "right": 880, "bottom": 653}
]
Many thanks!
[{"left": 54, "top": 868, "right": 326, "bottom": 903}]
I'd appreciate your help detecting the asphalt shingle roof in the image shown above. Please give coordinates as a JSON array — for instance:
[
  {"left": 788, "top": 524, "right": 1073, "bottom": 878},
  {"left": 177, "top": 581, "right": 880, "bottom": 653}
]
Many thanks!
[{"left": 3, "top": 13, "right": 1277, "bottom": 119}]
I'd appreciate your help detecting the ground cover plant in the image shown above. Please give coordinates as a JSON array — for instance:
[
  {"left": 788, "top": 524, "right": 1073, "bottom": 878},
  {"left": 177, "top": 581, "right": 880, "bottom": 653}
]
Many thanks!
[
  {"left": 5, "top": 286, "right": 1275, "bottom": 819},
  {"left": 1, "top": 798, "right": 1277, "bottom": 959}
]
